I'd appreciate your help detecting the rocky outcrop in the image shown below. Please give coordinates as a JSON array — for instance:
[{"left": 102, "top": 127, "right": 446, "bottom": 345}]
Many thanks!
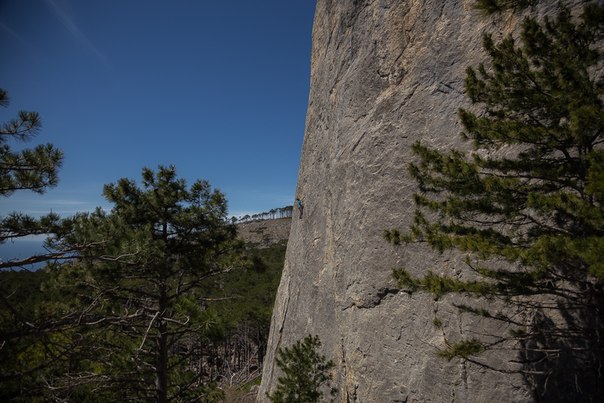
[
  {"left": 237, "top": 218, "right": 291, "bottom": 247},
  {"left": 259, "top": 1, "right": 585, "bottom": 401}
]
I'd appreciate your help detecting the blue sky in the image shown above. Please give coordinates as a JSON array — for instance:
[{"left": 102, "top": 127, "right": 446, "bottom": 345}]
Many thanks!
[{"left": 0, "top": 0, "right": 315, "bottom": 219}]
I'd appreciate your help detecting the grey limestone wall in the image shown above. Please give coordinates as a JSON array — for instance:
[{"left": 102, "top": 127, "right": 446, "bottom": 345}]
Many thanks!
[{"left": 259, "top": 1, "right": 584, "bottom": 401}]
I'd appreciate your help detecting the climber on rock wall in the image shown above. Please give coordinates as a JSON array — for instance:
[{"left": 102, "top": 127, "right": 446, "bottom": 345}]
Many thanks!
[{"left": 296, "top": 197, "right": 304, "bottom": 219}]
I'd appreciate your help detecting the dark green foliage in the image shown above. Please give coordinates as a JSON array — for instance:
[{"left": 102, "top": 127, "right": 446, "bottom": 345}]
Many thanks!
[
  {"left": 199, "top": 242, "right": 287, "bottom": 384},
  {"left": 393, "top": 268, "right": 497, "bottom": 298},
  {"left": 267, "top": 335, "right": 337, "bottom": 403},
  {"left": 438, "top": 339, "right": 486, "bottom": 361},
  {"left": 209, "top": 242, "right": 286, "bottom": 330},
  {"left": 0, "top": 88, "right": 66, "bottom": 269},
  {"left": 0, "top": 212, "right": 61, "bottom": 243},
  {"left": 0, "top": 89, "right": 63, "bottom": 197},
  {"left": 474, "top": 0, "right": 536, "bottom": 14},
  {"left": 387, "top": 4, "right": 604, "bottom": 400},
  {"left": 33, "top": 166, "right": 241, "bottom": 401},
  {"left": 0, "top": 89, "right": 70, "bottom": 399},
  {"left": 0, "top": 270, "right": 48, "bottom": 400},
  {"left": 0, "top": 205, "right": 288, "bottom": 401},
  {"left": 394, "top": 3, "right": 604, "bottom": 286}
]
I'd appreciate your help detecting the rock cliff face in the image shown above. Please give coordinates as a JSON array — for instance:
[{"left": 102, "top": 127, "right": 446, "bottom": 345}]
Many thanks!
[
  {"left": 259, "top": 1, "right": 584, "bottom": 401},
  {"left": 236, "top": 218, "right": 291, "bottom": 247}
]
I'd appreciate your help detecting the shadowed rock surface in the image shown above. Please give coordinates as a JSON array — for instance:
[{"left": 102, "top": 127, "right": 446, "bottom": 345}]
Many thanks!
[{"left": 259, "top": 1, "right": 586, "bottom": 401}]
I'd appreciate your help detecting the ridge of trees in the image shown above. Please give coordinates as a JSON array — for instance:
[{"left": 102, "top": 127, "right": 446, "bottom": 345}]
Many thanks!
[{"left": 233, "top": 205, "right": 294, "bottom": 224}]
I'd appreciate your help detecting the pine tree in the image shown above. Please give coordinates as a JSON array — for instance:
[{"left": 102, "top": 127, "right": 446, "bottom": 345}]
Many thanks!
[
  {"left": 0, "top": 89, "right": 62, "bottom": 196},
  {"left": 0, "top": 88, "right": 64, "bottom": 265},
  {"left": 40, "top": 165, "right": 243, "bottom": 402},
  {"left": 385, "top": 4, "right": 604, "bottom": 400},
  {"left": 0, "top": 89, "right": 70, "bottom": 399},
  {"left": 267, "top": 335, "right": 336, "bottom": 403}
]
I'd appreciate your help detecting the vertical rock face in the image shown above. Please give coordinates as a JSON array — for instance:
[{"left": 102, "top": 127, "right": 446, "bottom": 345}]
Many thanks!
[{"left": 259, "top": 1, "right": 583, "bottom": 401}]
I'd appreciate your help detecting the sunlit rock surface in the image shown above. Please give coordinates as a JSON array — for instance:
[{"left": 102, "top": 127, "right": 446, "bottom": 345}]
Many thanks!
[{"left": 259, "top": 1, "right": 584, "bottom": 401}]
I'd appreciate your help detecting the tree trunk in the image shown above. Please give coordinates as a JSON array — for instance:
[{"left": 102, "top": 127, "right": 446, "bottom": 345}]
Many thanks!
[
  {"left": 157, "top": 319, "right": 168, "bottom": 403},
  {"left": 156, "top": 282, "right": 168, "bottom": 403},
  {"left": 156, "top": 217, "right": 169, "bottom": 403}
]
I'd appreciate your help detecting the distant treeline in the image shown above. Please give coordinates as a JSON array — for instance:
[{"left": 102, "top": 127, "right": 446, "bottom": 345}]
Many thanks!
[{"left": 233, "top": 205, "right": 293, "bottom": 223}]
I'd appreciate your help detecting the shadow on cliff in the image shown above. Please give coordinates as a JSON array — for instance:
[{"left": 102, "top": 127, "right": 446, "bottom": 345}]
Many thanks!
[{"left": 520, "top": 290, "right": 604, "bottom": 403}]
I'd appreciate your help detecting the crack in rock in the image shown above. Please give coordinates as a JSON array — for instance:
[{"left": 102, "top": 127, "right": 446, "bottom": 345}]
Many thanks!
[{"left": 345, "top": 287, "right": 400, "bottom": 310}]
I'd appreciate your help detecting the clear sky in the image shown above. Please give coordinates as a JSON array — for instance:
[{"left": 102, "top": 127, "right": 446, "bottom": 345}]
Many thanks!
[{"left": 0, "top": 0, "right": 316, "bottom": 219}]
